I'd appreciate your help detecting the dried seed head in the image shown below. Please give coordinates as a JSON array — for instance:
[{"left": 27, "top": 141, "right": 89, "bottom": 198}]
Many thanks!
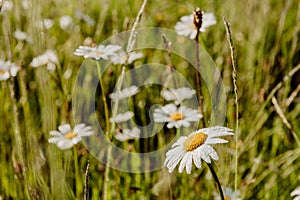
[{"left": 193, "top": 8, "right": 203, "bottom": 31}]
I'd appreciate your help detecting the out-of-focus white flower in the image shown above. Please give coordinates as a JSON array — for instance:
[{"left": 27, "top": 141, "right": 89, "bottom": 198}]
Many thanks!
[
  {"left": 75, "top": 10, "right": 95, "bottom": 26},
  {"left": 13, "top": 30, "right": 32, "bottom": 43},
  {"left": 109, "top": 85, "right": 140, "bottom": 101},
  {"left": 114, "top": 127, "right": 140, "bottom": 142},
  {"left": 59, "top": 15, "right": 73, "bottom": 30},
  {"left": 153, "top": 103, "right": 202, "bottom": 129},
  {"left": 0, "top": 59, "right": 20, "bottom": 81},
  {"left": 63, "top": 68, "right": 72, "bottom": 80},
  {"left": 164, "top": 126, "right": 233, "bottom": 174},
  {"left": 291, "top": 187, "right": 300, "bottom": 200},
  {"left": 214, "top": 187, "right": 241, "bottom": 200},
  {"left": 111, "top": 51, "right": 144, "bottom": 65},
  {"left": 1, "top": 0, "right": 13, "bottom": 13},
  {"left": 48, "top": 123, "right": 94, "bottom": 150},
  {"left": 73, "top": 45, "right": 122, "bottom": 60},
  {"left": 21, "top": 0, "right": 31, "bottom": 9},
  {"left": 109, "top": 111, "right": 134, "bottom": 123},
  {"left": 30, "top": 50, "right": 59, "bottom": 71},
  {"left": 42, "top": 18, "right": 54, "bottom": 30},
  {"left": 161, "top": 87, "right": 196, "bottom": 105},
  {"left": 175, "top": 8, "right": 216, "bottom": 39}
]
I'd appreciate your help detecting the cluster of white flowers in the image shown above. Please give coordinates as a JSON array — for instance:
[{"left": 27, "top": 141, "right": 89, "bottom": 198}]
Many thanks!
[
  {"left": 154, "top": 87, "right": 201, "bottom": 129},
  {"left": 13, "top": 30, "right": 32, "bottom": 43},
  {"left": 74, "top": 44, "right": 143, "bottom": 64},
  {"left": 30, "top": 50, "right": 59, "bottom": 71},
  {"left": 0, "top": 59, "right": 20, "bottom": 81}
]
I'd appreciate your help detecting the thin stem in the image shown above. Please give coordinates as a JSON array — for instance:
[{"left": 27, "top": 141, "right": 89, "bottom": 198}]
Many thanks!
[
  {"left": 96, "top": 62, "right": 110, "bottom": 135},
  {"left": 207, "top": 163, "right": 224, "bottom": 200},
  {"left": 223, "top": 17, "right": 239, "bottom": 200},
  {"left": 84, "top": 160, "right": 90, "bottom": 200},
  {"left": 73, "top": 147, "right": 81, "bottom": 198},
  {"left": 95, "top": 61, "right": 112, "bottom": 200},
  {"left": 195, "top": 31, "right": 206, "bottom": 128}
]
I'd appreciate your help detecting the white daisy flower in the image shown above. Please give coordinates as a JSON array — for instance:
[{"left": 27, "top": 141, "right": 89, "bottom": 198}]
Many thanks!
[
  {"left": 175, "top": 8, "right": 216, "bottom": 39},
  {"left": 59, "top": 15, "right": 73, "bottom": 30},
  {"left": 109, "top": 111, "right": 134, "bottom": 123},
  {"left": 13, "top": 30, "right": 32, "bottom": 43},
  {"left": 114, "top": 127, "right": 140, "bottom": 142},
  {"left": 164, "top": 126, "right": 233, "bottom": 174},
  {"left": 214, "top": 187, "right": 241, "bottom": 200},
  {"left": 73, "top": 45, "right": 122, "bottom": 60},
  {"left": 0, "top": 59, "right": 20, "bottom": 81},
  {"left": 30, "top": 50, "right": 58, "bottom": 71},
  {"left": 111, "top": 51, "right": 144, "bottom": 65},
  {"left": 153, "top": 103, "right": 202, "bottom": 129},
  {"left": 48, "top": 123, "right": 94, "bottom": 150},
  {"left": 291, "top": 187, "right": 300, "bottom": 200},
  {"left": 109, "top": 85, "right": 140, "bottom": 101},
  {"left": 161, "top": 87, "right": 196, "bottom": 105}
]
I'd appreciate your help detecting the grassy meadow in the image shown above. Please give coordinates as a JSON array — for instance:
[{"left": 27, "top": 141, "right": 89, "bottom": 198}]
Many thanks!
[{"left": 0, "top": 0, "right": 300, "bottom": 199}]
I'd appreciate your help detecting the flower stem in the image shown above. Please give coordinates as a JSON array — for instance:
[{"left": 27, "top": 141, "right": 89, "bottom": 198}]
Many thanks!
[
  {"left": 96, "top": 62, "right": 110, "bottom": 135},
  {"left": 195, "top": 31, "right": 206, "bottom": 128},
  {"left": 84, "top": 160, "right": 90, "bottom": 200},
  {"left": 207, "top": 163, "right": 224, "bottom": 200},
  {"left": 73, "top": 147, "right": 81, "bottom": 198},
  {"left": 95, "top": 61, "right": 112, "bottom": 200}
]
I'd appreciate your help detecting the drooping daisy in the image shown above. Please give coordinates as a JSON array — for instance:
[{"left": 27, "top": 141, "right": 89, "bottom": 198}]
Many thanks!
[
  {"left": 291, "top": 187, "right": 300, "bottom": 200},
  {"left": 213, "top": 187, "right": 241, "bottom": 200},
  {"left": 30, "top": 50, "right": 58, "bottom": 71},
  {"left": 111, "top": 51, "right": 144, "bottom": 65},
  {"left": 153, "top": 103, "right": 202, "bottom": 129},
  {"left": 114, "top": 127, "right": 140, "bottom": 142},
  {"left": 48, "top": 123, "right": 94, "bottom": 150},
  {"left": 109, "top": 85, "right": 140, "bottom": 101},
  {"left": 164, "top": 126, "right": 233, "bottom": 174},
  {"left": 0, "top": 59, "right": 20, "bottom": 81},
  {"left": 73, "top": 45, "right": 122, "bottom": 60},
  {"left": 175, "top": 8, "right": 216, "bottom": 39},
  {"left": 161, "top": 87, "right": 196, "bottom": 105},
  {"left": 109, "top": 111, "right": 134, "bottom": 123}
]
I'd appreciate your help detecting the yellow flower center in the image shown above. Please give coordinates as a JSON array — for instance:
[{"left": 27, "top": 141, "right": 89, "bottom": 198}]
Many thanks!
[
  {"left": 169, "top": 112, "right": 184, "bottom": 121},
  {"left": 96, "top": 51, "right": 104, "bottom": 55},
  {"left": 0, "top": 69, "right": 6, "bottom": 75},
  {"left": 224, "top": 197, "right": 230, "bottom": 200},
  {"left": 183, "top": 132, "right": 207, "bottom": 151},
  {"left": 64, "top": 131, "right": 78, "bottom": 139},
  {"left": 189, "top": 23, "right": 197, "bottom": 30}
]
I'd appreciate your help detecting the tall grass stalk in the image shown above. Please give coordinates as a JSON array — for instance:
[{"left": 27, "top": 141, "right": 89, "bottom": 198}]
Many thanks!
[{"left": 223, "top": 17, "right": 239, "bottom": 199}]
